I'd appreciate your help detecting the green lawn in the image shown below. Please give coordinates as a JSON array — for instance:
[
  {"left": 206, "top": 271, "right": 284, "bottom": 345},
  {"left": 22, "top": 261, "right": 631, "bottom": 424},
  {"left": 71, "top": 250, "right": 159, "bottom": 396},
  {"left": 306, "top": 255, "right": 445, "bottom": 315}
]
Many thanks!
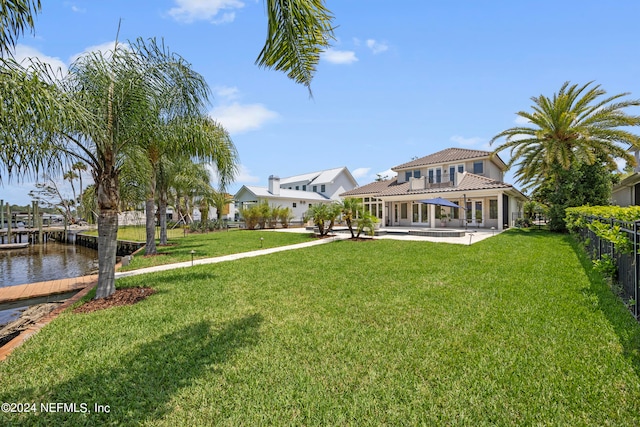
[
  {"left": 118, "top": 230, "right": 315, "bottom": 271},
  {"left": 82, "top": 225, "right": 185, "bottom": 242},
  {"left": 1, "top": 229, "right": 639, "bottom": 425}
]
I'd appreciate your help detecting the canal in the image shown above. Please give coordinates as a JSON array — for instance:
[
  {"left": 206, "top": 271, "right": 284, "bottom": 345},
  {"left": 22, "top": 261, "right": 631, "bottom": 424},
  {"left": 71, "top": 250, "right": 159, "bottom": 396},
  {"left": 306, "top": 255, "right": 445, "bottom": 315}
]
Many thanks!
[{"left": 0, "top": 242, "right": 98, "bottom": 326}]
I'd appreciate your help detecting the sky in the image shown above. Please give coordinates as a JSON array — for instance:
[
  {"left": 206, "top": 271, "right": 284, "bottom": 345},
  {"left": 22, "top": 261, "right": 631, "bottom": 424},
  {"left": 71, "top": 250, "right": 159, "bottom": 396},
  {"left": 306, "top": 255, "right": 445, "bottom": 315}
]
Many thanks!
[{"left": 2, "top": 0, "right": 640, "bottom": 206}]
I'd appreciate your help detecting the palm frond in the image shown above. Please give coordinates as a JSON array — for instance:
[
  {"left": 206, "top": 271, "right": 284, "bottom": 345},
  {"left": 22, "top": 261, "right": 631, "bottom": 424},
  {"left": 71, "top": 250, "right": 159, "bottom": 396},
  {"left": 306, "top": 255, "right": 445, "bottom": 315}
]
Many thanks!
[{"left": 256, "top": 0, "right": 335, "bottom": 94}]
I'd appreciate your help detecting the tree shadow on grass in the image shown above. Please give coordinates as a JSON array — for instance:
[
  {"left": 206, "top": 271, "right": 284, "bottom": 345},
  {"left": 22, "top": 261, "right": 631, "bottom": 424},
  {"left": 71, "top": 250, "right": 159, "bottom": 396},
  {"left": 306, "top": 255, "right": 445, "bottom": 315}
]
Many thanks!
[
  {"left": 1, "top": 313, "right": 262, "bottom": 425},
  {"left": 569, "top": 236, "right": 640, "bottom": 378}
]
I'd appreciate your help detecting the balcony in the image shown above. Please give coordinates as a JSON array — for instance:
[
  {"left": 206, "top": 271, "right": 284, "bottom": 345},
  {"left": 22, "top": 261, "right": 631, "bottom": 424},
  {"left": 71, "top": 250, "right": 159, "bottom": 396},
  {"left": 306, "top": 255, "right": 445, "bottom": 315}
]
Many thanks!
[{"left": 408, "top": 177, "right": 454, "bottom": 191}]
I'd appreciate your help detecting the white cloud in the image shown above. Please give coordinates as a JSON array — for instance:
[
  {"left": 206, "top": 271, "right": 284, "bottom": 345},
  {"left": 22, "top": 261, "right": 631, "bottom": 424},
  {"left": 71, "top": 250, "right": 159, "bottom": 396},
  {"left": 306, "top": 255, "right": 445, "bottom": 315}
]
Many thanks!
[
  {"left": 375, "top": 169, "right": 397, "bottom": 180},
  {"left": 70, "top": 5, "right": 86, "bottom": 13},
  {"left": 69, "top": 40, "right": 128, "bottom": 63},
  {"left": 207, "top": 163, "right": 259, "bottom": 188},
  {"left": 235, "top": 164, "right": 260, "bottom": 184},
  {"left": 450, "top": 135, "right": 486, "bottom": 147},
  {"left": 352, "top": 167, "right": 371, "bottom": 179},
  {"left": 321, "top": 48, "right": 358, "bottom": 65},
  {"left": 168, "top": 0, "right": 244, "bottom": 24},
  {"left": 514, "top": 115, "right": 531, "bottom": 125},
  {"left": 210, "top": 102, "right": 279, "bottom": 134},
  {"left": 366, "top": 39, "right": 388, "bottom": 54},
  {"left": 213, "top": 85, "right": 240, "bottom": 100},
  {"left": 13, "top": 44, "right": 67, "bottom": 74}
]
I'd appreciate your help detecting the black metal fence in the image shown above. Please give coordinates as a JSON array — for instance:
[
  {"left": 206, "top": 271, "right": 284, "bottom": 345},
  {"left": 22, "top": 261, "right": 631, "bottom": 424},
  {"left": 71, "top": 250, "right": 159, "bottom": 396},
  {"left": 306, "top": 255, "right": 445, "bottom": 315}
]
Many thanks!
[{"left": 574, "top": 216, "right": 639, "bottom": 319}]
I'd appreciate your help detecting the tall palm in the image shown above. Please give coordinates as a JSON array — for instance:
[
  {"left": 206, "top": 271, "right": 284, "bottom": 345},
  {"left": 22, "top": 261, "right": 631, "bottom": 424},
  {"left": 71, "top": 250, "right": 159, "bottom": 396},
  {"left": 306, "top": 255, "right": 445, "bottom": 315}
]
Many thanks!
[
  {"left": 1, "top": 1, "right": 333, "bottom": 298},
  {"left": 142, "top": 116, "right": 237, "bottom": 255},
  {"left": 2, "top": 39, "right": 212, "bottom": 298},
  {"left": 491, "top": 81, "right": 640, "bottom": 192}
]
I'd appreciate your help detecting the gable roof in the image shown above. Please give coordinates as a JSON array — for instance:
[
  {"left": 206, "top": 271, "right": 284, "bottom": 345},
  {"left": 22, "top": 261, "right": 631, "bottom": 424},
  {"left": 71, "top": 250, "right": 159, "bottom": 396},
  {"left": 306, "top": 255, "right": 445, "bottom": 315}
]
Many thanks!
[
  {"left": 236, "top": 185, "right": 330, "bottom": 202},
  {"left": 392, "top": 147, "right": 506, "bottom": 170},
  {"left": 280, "top": 167, "right": 356, "bottom": 187}
]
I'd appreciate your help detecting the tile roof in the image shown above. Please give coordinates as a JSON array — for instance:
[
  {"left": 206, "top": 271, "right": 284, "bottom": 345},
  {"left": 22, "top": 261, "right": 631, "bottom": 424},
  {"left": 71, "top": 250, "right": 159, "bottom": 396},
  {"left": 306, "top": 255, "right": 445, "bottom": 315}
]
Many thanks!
[
  {"left": 392, "top": 147, "right": 502, "bottom": 170},
  {"left": 362, "top": 173, "right": 514, "bottom": 197},
  {"left": 339, "top": 179, "right": 399, "bottom": 196}
]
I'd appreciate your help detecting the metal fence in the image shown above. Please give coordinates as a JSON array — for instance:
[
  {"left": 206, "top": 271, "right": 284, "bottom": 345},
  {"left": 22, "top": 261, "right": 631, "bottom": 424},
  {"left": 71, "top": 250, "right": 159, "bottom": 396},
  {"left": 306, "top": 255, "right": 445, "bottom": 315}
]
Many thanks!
[{"left": 575, "top": 216, "right": 639, "bottom": 319}]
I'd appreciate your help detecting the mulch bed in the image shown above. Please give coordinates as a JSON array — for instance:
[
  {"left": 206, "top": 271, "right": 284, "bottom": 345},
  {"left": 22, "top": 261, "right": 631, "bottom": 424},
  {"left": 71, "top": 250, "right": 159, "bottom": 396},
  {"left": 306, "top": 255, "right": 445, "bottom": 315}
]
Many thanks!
[{"left": 73, "top": 287, "right": 156, "bottom": 314}]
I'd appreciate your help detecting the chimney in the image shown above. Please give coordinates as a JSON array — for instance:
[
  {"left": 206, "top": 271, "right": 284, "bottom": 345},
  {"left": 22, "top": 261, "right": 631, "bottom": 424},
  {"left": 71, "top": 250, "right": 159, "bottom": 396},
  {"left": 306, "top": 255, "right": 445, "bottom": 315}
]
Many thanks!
[{"left": 268, "top": 175, "right": 280, "bottom": 196}]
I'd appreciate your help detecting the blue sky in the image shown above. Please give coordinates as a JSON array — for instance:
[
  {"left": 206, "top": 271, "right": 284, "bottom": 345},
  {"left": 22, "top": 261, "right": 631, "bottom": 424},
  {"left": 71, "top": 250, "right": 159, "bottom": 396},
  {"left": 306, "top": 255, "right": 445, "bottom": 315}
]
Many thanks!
[{"left": 3, "top": 0, "right": 640, "bottom": 206}]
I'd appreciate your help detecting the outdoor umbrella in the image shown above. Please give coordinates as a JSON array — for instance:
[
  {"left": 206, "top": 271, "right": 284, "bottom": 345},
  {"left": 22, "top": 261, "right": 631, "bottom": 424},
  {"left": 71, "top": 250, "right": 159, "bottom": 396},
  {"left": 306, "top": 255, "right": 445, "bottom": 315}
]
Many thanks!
[{"left": 417, "top": 197, "right": 465, "bottom": 209}]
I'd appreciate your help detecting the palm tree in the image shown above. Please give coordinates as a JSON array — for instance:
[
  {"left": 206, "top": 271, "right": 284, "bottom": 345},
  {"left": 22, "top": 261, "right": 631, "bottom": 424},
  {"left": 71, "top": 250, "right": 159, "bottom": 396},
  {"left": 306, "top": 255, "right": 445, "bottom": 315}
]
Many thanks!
[
  {"left": 2, "top": 39, "right": 214, "bottom": 298},
  {"left": 1, "top": 1, "right": 334, "bottom": 298},
  {"left": 340, "top": 197, "right": 362, "bottom": 238},
  {"left": 490, "top": 81, "right": 640, "bottom": 229},
  {"left": 306, "top": 202, "right": 340, "bottom": 236},
  {"left": 491, "top": 81, "right": 640, "bottom": 191},
  {"left": 142, "top": 116, "right": 237, "bottom": 254},
  {"left": 355, "top": 210, "right": 379, "bottom": 238}
]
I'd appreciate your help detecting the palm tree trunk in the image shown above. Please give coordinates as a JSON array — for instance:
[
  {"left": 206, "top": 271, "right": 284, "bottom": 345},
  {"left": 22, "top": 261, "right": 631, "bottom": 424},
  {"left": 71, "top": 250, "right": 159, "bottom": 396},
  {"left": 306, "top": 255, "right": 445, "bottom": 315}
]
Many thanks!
[
  {"left": 144, "top": 168, "right": 158, "bottom": 255},
  {"left": 95, "top": 170, "right": 119, "bottom": 299},
  {"left": 145, "top": 197, "right": 157, "bottom": 255},
  {"left": 159, "top": 189, "right": 168, "bottom": 245}
]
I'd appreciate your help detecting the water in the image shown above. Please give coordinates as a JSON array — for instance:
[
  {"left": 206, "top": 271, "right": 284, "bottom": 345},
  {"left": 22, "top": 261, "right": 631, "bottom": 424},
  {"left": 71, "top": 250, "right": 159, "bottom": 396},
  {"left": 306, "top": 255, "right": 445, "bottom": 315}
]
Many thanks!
[{"left": 0, "top": 242, "right": 98, "bottom": 327}]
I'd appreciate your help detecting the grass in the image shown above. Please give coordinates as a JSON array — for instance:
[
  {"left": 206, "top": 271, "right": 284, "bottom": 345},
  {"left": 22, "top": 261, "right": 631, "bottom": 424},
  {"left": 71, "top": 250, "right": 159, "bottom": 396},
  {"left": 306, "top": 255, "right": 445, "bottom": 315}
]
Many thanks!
[
  {"left": 117, "top": 230, "right": 315, "bottom": 271},
  {"left": 82, "top": 225, "right": 185, "bottom": 242},
  {"left": 1, "top": 229, "right": 639, "bottom": 425}
]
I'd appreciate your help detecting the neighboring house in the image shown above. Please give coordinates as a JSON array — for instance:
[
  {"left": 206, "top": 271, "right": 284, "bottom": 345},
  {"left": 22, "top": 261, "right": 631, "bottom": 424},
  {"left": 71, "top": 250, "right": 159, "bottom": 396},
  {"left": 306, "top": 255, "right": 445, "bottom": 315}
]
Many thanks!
[
  {"left": 340, "top": 148, "right": 527, "bottom": 230},
  {"left": 234, "top": 167, "right": 358, "bottom": 222},
  {"left": 612, "top": 148, "right": 640, "bottom": 206}
]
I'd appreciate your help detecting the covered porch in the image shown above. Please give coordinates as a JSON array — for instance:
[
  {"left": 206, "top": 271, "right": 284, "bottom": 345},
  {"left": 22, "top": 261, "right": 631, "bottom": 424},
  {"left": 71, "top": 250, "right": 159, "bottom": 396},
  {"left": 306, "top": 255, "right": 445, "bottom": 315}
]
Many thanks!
[{"left": 376, "top": 192, "right": 516, "bottom": 231}]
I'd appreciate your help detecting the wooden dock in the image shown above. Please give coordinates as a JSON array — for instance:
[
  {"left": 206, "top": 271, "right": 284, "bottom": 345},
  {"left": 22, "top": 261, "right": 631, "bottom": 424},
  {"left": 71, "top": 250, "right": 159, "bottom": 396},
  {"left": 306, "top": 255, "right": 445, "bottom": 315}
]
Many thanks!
[
  {"left": 0, "top": 227, "right": 69, "bottom": 244},
  {"left": 0, "top": 274, "right": 97, "bottom": 305}
]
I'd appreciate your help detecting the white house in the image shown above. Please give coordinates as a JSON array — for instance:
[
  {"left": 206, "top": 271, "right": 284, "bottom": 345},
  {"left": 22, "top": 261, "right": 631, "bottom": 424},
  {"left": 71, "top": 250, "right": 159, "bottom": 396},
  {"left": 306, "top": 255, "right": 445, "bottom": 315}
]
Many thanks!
[
  {"left": 341, "top": 148, "right": 527, "bottom": 230},
  {"left": 234, "top": 167, "right": 358, "bottom": 222},
  {"left": 612, "top": 148, "right": 640, "bottom": 207}
]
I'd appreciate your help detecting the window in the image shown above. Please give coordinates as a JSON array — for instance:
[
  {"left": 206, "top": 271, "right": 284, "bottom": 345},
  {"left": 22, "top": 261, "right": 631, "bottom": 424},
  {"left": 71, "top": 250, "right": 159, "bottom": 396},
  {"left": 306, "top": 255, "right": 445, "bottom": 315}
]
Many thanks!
[
  {"left": 405, "top": 171, "right": 412, "bottom": 181},
  {"left": 428, "top": 169, "right": 434, "bottom": 183},
  {"left": 449, "top": 166, "right": 455, "bottom": 182},
  {"left": 489, "top": 200, "right": 498, "bottom": 219},
  {"left": 302, "top": 185, "right": 306, "bottom": 191},
  {"left": 473, "top": 161, "right": 484, "bottom": 174},
  {"left": 321, "top": 184, "right": 326, "bottom": 193},
  {"left": 436, "top": 168, "right": 442, "bottom": 183},
  {"left": 296, "top": 186, "right": 299, "bottom": 190},
  {"left": 313, "top": 185, "right": 317, "bottom": 192},
  {"left": 293, "top": 202, "right": 297, "bottom": 208},
  {"left": 421, "top": 204, "right": 429, "bottom": 223},
  {"left": 412, "top": 204, "right": 419, "bottom": 222},
  {"left": 401, "top": 203, "right": 408, "bottom": 219},
  {"left": 414, "top": 170, "right": 421, "bottom": 178},
  {"left": 458, "top": 164, "right": 464, "bottom": 173}
]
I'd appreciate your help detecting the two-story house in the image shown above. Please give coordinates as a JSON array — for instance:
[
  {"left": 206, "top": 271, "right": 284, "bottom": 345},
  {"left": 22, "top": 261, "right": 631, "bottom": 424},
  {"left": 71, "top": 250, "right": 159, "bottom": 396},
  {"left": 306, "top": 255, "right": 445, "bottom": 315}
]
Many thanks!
[
  {"left": 341, "top": 148, "right": 526, "bottom": 230},
  {"left": 234, "top": 167, "right": 358, "bottom": 222}
]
